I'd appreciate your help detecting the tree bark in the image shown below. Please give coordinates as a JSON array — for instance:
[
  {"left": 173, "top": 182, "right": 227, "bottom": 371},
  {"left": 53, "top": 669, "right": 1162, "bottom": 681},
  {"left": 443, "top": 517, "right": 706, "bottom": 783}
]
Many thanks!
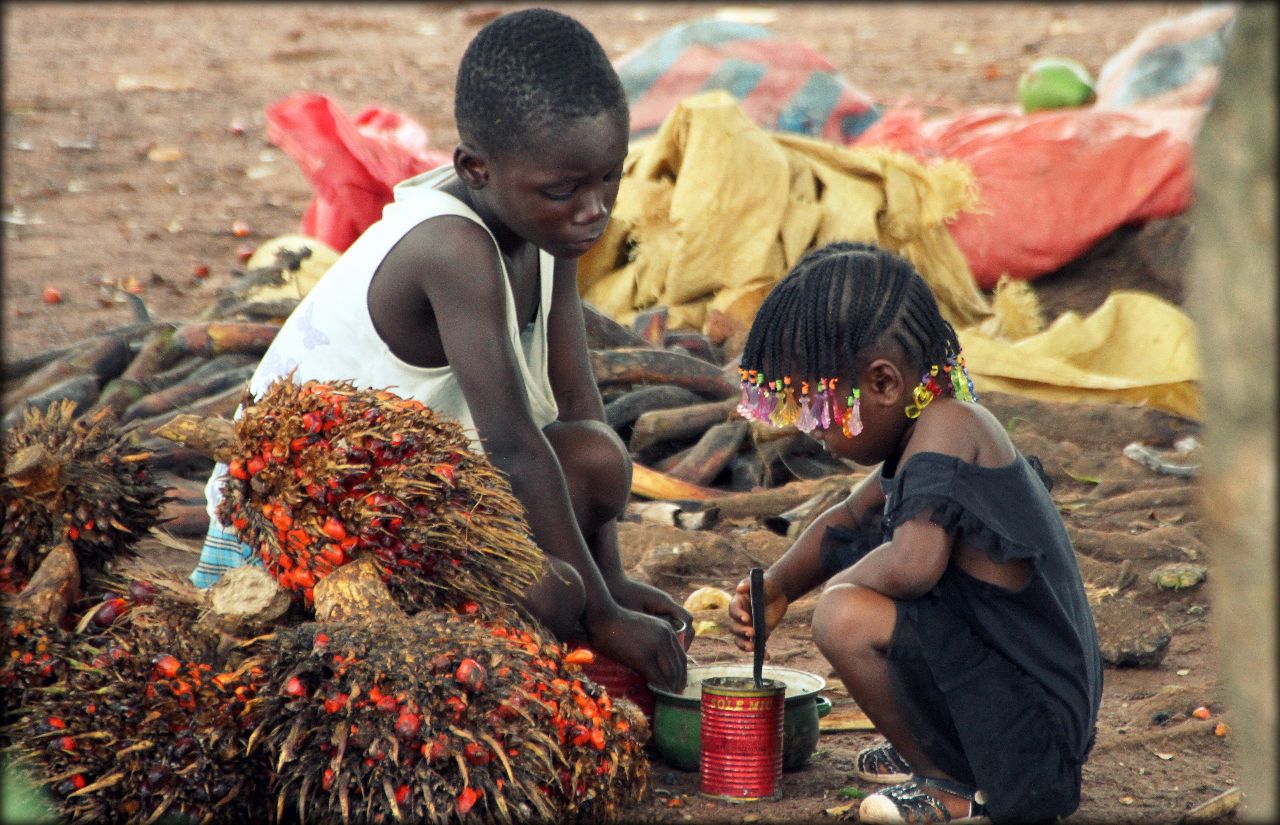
[{"left": 1186, "top": 6, "right": 1275, "bottom": 820}]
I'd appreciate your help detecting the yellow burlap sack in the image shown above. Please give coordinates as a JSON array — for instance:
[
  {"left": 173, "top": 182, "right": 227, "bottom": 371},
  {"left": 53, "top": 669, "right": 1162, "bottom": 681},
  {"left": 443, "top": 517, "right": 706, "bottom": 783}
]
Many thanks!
[
  {"left": 959, "top": 290, "right": 1203, "bottom": 420},
  {"left": 578, "top": 91, "right": 991, "bottom": 342}
]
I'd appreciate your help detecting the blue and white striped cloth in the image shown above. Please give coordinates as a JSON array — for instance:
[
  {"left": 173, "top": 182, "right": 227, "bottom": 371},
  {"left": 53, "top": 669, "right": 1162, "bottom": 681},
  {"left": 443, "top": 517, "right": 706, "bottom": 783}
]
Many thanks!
[{"left": 190, "top": 521, "right": 260, "bottom": 589}]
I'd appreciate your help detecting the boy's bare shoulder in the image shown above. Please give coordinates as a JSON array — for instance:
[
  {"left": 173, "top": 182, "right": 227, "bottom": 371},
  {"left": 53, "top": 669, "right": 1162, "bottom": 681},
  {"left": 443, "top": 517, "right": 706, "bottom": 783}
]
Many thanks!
[
  {"left": 380, "top": 215, "right": 508, "bottom": 309},
  {"left": 393, "top": 214, "right": 500, "bottom": 273}
]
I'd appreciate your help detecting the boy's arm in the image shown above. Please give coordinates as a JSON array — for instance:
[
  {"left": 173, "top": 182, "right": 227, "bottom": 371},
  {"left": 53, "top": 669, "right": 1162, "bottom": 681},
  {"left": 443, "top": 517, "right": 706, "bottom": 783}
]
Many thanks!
[
  {"left": 400, "top": 222, "right": 622, "bottom": 623},
  {"left": 542, "top": 259, "right": 692, "bottom": 624},
  {"left": 542, "top": 259, "right": 622, "bottom": 594},
  {"left": 544, "top": 257, "right": 607, "bottom": 423}
]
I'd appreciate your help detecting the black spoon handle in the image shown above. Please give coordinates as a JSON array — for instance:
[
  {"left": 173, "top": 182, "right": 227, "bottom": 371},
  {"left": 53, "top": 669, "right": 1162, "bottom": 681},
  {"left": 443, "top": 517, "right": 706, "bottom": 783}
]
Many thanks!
[{"left": 750, "top": 567, "right": 766, "bottom": 688}]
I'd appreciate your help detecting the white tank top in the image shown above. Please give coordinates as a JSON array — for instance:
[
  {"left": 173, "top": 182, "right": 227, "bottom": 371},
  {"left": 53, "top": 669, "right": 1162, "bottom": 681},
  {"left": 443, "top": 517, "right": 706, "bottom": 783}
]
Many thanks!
[{"left": 204, "top": 165, "right": 559, "bottom": 517}]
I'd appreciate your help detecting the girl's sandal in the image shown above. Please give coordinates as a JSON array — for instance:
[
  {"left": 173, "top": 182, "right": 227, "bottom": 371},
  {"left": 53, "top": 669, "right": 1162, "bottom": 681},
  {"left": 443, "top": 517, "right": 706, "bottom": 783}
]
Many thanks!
[
  {"left": 858, "top": 776, "right": 990, "bottom": 825},
  {"left": 854, "top": 741, "right": 914, "bottom": 784}
]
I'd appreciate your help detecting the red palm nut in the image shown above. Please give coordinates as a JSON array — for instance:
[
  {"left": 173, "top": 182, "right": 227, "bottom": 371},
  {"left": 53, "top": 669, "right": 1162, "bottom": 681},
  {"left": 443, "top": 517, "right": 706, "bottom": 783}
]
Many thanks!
[{"left": 454, "top": 658, "right": 486, "bottom": 692}]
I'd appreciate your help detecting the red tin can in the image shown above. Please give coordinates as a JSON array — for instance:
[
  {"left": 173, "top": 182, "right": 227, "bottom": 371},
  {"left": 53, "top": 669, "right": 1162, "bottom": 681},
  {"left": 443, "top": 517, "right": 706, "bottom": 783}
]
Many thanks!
[{"left": 699, "top": 675, "right": 785, "bottom": 800}]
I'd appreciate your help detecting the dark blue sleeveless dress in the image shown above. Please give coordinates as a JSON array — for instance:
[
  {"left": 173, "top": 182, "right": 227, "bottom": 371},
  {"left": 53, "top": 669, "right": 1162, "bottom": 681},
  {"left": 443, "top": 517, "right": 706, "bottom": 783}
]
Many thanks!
[{"left": 822, "top": 451, "right": 1103, "bottom": 824}]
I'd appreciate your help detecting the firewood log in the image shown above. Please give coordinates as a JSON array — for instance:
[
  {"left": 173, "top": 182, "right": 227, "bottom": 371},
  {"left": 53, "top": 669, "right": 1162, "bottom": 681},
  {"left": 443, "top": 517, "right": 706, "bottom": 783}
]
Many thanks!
[
  {"left": 1, "top": 321, "right": 164, "bottom": 384},
  {"left": 170, "top": 321, "right": 280, "bottom": 358},
  {"left": 91, "top": 324, "right": 180, "bottom": 417},
  {"left": 120, "top": 364, "right": 254, "bottom": 424},
  {"left": 590, "top": 347, "right": 738, "bottom": 400},
  {"left": 581, "top": 301, "right": 653, "bottom": 349},
  {"left": 140, "top": 443, "right": 216, "bottom": 479},
  {"left": 630, "top": 463, "right": 726, "bottom": 500},
  {"left": 3, "top": 334, "right": 130, "bottom": 412},
  {"left": 604, "top": 385, "right": 703, "bottom": 430},
  {"left": 212, "top": 297, "right": 300, "bottom": 323},
  {"left": 662, "top": 330, "right": 720, "bottom": 364},
  {"left": 712, "top": 473, "right": 861, "bottom": 520},
  {"left": 664, "top": 421, "right": 750, "bottom": 486},
  {"left": 183, "top": 352, "right": 259, "bottom": 383},
  {"left": 631, "top": 307, "right": 668, "bottom": 347},
  {"left": 2, "top": 374, "right": 99, "bottom": 430},
  {"left": 761, "top": 485, "right": 851, "bottom": 538},
  {"left": 128, "top": 383, "right": 245, "bottom": 441},
  {"left": 155, "top": 472, "right": 208, "bottom": 504},
  {"left": 629, "top": 397, "right": 740, "bottom": 453},
  {"left": 159, "top": 501, "right": 210, "bottom": 537},
  {"left": 140, "top": 356, "right": 207, "bottom": 393}
]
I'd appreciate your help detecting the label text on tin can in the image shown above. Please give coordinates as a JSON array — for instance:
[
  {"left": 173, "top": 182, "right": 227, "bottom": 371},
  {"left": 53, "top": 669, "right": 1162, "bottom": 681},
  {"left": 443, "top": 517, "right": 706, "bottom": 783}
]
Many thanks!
[{"left": 703, "top": 696, "right": 774, "bottom": 712}]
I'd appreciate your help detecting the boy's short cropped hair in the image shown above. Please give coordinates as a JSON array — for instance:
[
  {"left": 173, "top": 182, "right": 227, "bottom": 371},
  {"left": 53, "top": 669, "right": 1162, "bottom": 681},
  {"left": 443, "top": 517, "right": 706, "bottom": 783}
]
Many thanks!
[{"left": 454, "top": 8, "right": 628, "bottom": 155}]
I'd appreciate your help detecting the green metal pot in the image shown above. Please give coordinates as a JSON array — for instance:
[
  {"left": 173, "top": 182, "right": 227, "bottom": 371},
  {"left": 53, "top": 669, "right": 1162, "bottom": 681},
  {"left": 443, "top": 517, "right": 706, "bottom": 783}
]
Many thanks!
[{"left": 649, "top": 665, "right": 832, "bottom": 772}]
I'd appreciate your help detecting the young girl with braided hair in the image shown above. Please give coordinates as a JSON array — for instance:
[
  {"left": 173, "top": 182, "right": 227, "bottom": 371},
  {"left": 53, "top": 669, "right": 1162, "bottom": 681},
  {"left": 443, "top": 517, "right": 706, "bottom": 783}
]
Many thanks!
[{"left": 727, "top": 242, "right": 1101, "bottom": 824}]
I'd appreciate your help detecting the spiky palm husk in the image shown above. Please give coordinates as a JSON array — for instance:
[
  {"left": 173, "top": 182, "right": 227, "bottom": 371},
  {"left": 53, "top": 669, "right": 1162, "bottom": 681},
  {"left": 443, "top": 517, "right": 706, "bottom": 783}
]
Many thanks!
[
  {"left": 246, "top": 612, "right": 649, "bottom": 824},
  {"left": 4, "top": 569, "right": 270, "bottom": 824},
  {"left": 0, "top": 567, "right": 205, "bottom": 745},
  {"left": 1, "top": 401, "right": 167, "bottom": 593},
  {"left": 215, "top": 378, "right": 545, "bottom": 615},
  {"left": 0, "top": 608, "right": 72, "bottom": 738},
  {"left": 69, "top": 566, "right": 224, "bottom": 664}
]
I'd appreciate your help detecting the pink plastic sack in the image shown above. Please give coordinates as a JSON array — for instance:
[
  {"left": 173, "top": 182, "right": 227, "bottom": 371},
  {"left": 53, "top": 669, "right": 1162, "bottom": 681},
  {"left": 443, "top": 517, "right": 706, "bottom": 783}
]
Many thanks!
[
  {"left": 266, "top": 93, "right": 451, "bottom": 252},
  {"left": 855, "top": 105, "right": 1194, "bottom": 287}
]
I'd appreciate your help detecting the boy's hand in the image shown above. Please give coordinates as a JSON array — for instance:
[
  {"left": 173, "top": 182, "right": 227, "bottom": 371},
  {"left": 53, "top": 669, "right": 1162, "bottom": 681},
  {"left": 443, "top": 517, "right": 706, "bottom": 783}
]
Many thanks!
[
  {"left": 728, "top": 573, "right": 789, "bottom": 653},
  {"left": 610, "top": 579, "right": 694, "bottom": 650},
  {"left": 588, "top": 607, "right": 687, "bottom": 693}
]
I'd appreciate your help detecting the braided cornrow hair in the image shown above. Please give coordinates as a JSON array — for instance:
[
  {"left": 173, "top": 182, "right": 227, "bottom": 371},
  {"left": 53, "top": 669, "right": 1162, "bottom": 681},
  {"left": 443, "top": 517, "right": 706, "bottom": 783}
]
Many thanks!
[
  {"left": 455, "top": 9, "right": 629, "bottom": 155},
  {"left": 740, "top": 241, "right": 963, "bottom": 396}
]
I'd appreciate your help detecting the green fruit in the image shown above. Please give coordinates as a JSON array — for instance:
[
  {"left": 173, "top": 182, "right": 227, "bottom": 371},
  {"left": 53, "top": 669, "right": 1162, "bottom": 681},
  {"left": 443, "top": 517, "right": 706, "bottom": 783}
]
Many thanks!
[{"left": 1017, "top": 57, "right": 1096, "bottom": 112}]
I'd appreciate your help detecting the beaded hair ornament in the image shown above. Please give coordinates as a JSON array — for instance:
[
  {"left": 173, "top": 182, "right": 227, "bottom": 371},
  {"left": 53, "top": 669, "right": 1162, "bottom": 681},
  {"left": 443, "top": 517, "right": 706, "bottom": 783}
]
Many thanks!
[{"left": 736, "top": 353, "right": 977, "bottom": 438}]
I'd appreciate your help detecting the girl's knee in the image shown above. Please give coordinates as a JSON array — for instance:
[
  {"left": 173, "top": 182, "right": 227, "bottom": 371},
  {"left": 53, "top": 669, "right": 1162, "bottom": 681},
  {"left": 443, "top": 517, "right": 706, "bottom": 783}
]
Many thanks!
[{"left": 812, "top": 584, "right": 897, "bottom": 656}]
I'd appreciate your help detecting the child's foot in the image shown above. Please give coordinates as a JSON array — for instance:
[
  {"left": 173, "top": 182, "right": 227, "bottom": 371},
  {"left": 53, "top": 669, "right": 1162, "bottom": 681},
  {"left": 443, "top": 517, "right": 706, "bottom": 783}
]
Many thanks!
[
  {"left": 854, "top": 740, "right": 913, "bottom": 784},
  {"left": 858, "top": 776, "right": 989, "bottom": 824}
]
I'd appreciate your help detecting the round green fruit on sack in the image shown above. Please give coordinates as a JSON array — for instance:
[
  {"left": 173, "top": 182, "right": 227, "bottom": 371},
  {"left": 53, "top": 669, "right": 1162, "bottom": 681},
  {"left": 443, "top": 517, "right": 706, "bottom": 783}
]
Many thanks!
[{"left": 1017, "top": 57, "right": 1097, "bottom": 112}]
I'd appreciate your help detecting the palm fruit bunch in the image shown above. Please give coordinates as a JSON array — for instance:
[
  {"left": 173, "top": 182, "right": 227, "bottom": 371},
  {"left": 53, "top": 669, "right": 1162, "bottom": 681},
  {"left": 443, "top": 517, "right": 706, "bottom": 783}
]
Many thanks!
[
  {"left": 66, "top": 567, "right": 221, "bottom": 662},
  {"left": 246, "top": 611, "right": 649, "bottom": 824},
  {"left": 1, "top": 401, "right": 167, "bottom": 594},
  {"left": 216, "top": 377, "right": 545, "bottom": 614},
  {"left": 0, "top": 607, "right": 72, "bottom": 733},
  {"left": 4, "top": 570, "right": 272, "bottom": 823}
]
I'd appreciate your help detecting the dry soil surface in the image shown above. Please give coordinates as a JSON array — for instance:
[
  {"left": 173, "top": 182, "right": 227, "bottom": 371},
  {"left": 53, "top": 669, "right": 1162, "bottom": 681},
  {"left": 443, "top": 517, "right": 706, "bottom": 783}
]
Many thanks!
[{"left": 4, "top": 3, "right": 1236, "bottom": 824}]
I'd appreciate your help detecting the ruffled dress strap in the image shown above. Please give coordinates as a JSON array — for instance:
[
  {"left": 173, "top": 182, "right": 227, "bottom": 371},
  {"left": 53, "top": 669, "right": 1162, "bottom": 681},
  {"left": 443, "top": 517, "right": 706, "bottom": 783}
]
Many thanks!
[{"left": 881, "top": 451, "right": 1060, "bottom": 565}]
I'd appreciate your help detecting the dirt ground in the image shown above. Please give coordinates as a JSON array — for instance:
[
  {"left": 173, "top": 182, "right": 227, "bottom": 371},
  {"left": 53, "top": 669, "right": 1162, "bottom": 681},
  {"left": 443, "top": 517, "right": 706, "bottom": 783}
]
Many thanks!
[{"left": 3, "top": 3, "right": 1238, "bottom": 824}]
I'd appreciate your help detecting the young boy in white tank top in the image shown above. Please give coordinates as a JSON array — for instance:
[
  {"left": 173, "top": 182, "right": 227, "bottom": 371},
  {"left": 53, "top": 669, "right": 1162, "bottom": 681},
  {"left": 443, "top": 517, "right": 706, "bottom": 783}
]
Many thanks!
[{"left": 194, "top": 9, "right": 689, "bottom": 693}]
